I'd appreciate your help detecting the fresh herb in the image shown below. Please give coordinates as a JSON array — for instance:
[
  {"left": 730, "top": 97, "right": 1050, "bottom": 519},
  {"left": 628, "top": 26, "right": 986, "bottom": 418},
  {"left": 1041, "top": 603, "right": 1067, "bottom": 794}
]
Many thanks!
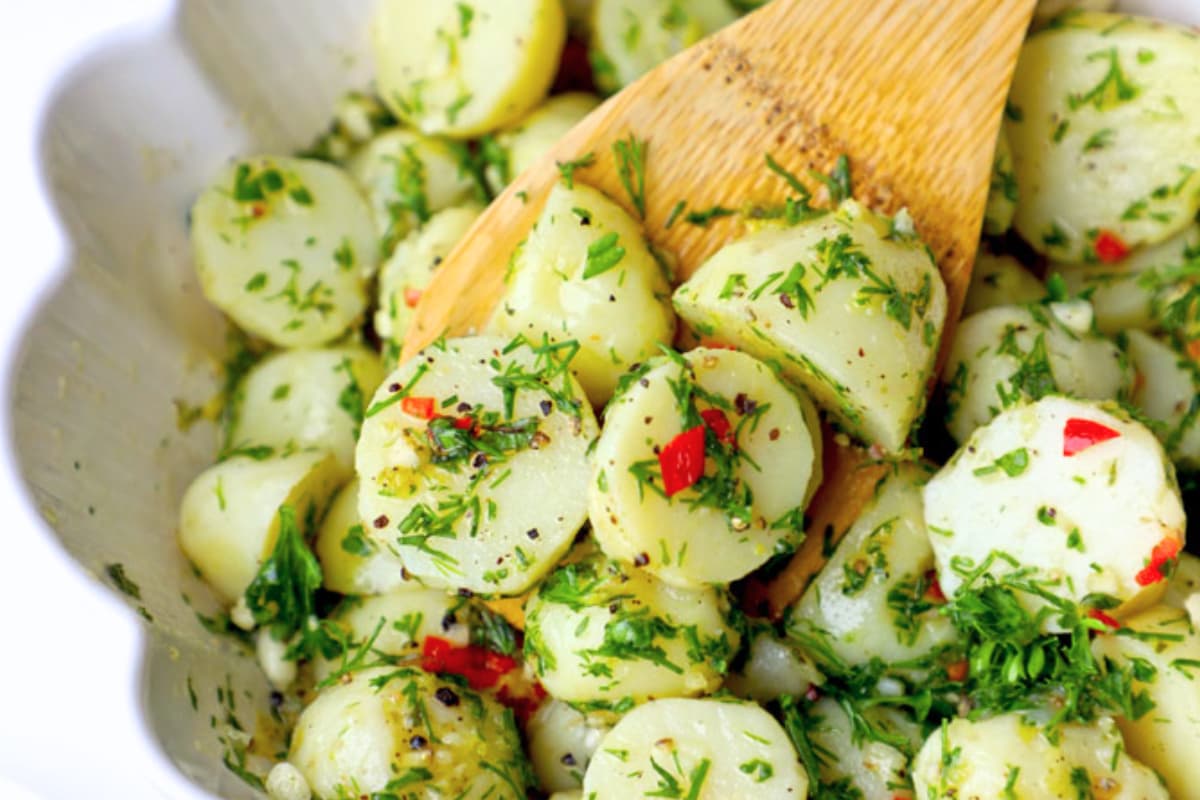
[
  {"left": 582, "top": 231, "right": 627, "bottom": 279},
  {"left": 335, "top": 357, "right": 366, "bottom": 438},
  {"left": 613, "top": 133, "right": 648, "bottom": 218},
  {"left": 685, "top": 205, "right": 737, "bottom": 227},
  {"left": 972, "top": 448, "right": 1030, "bottom": 478},
  {"left": 810, "top": 154, "right": 852, "bottom": 204},
  {"left": 105, "top": 563, "right": 142, "bottom": 600},
  {"left": 557, "top": 152, "right": 596, "bottom": 189},
  {"left": 1068, "top": 48, "right": 1140, "bottom": 111}
]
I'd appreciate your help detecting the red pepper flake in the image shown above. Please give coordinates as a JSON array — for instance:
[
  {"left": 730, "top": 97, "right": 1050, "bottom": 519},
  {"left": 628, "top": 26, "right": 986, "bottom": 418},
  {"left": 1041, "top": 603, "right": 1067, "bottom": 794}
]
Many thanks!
[
  {"left": 401, "top": 396, "right": 436, "bottom": 420},
  {"left": 496, "top": 681, "right": 547, "bottom": 725},
  {"left": 699, "top": 339, "right": 738, "bottom": 351},
  {"left": 1187, "top": 338, "right": 1200, "bottom": 363},
  {"left": 404, "top": 287, "right": 423, "bottom": 308},
  {"left": 1135, "top": 537, "right": 1181, "bottom": 586},
  {"left": 1062, "top": 417, "right": 1121, "bottom": 457},
  {"left": 1087, "top": 608, "right": 1122, "bottom": 631},
  {"left": 1093, "top": 229, "right": 1130, "bottom": 263},
  {"left": 923, "top": 569, "right": 946, "bottom": 603},
  {"left": 945, "top": 659, "right": 969, "bottom": 682},
  {"left": 804, "top": 685, "right": 821, "bottom": 702},
  {"left": 451, "top": 415, "right": 474, "bottom": 430},
  {"left": 250, "top": 203, "right": 266, "bottom": 218},
  {"left": 420, "top": 636, "right": 518, "bottom": 690},
  {"left": 658, "top": 425, "right": 707, "bottom": 497},
  {"left": 700, "top": 408, "right": 736, "bottom": 447}
]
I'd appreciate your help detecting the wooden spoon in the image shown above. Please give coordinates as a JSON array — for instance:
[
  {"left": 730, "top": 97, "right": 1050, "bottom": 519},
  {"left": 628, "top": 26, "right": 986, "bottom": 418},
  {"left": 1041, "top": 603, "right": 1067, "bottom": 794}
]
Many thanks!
[{"left": 404, "top": 0, "right": 1036, "bottom": 618}]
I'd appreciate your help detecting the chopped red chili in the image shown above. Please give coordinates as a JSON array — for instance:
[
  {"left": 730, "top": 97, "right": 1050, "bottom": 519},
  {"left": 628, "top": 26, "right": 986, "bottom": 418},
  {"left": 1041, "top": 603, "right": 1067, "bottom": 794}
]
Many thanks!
[
  {"left": 945, "top": 659, "right": 969, "bottom": 682},
  {"left": 404, "top": 287, "right": 423, "bottom": 308},
  {"left": 496, "top": 681, "right": 547, "bottom": 725},
  {"left": 1062, "top": 417, "right": 1120, "bottom": 456},
  {"left": 452, "top": 415, "right": 474, "bottom": 431},
  {"left": 401, "top": 396, "right": 437, "bottom": 420},
  {"left": 659, "top": 424, "right": 707, "bottom": 497},
  {"left": 804, "top": 685, "right": 821, "bottom": 702},
  {"left": 923, "top": 569, "right": 946, "bottom": 603},
  {"left": 699, "top": 339, "right": 738, "bottom": 351},
  {"left": 1087, "top": 608, "right": 1122, "bottom": 630},
  {"left": 700, "top": 408, "right": 736, "bottom": 447},
  {"left": 420, "top": 636, "right": 518, "bottom": 690},
  {"left": 1135, "top": 537, "right": 1181, "bottom": 586},
  {"left": 1093, "top": 229, "right": 1130, "bottom": 263}
]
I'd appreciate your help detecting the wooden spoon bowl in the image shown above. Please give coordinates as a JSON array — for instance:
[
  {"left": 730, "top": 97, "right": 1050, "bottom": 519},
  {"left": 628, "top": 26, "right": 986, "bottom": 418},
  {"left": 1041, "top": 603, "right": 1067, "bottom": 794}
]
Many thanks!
[{"left": 404, "top": 0, "right": 1036, "bottom": 616}]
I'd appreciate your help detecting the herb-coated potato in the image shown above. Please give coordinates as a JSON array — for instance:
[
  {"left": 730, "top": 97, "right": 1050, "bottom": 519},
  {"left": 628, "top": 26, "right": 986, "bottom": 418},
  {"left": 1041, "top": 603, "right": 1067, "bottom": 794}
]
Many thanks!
[
  {"left": 228, "top": 346, "right": 384, "bottom": 474},
  {"left": 589, "top": 347, "right": 820, "bottom": 587},
  {"left": 190, "top": 157, "right": 373, "bottom": 347},
  {"left": 1007, "top": 12, "right": 1200, "bottom": 261},
  {"left": 962, "top": 250, "right": 1045, "bottom": 316},
  {"left": 582, "top": 698, "right": 809, "bottom": 798},
  {"left": 984, "top": 129, "right": 1018, "bottom": 236},
  {"left": 313, "top": 479, "right": 409, "bottom": 596},
  {"left": 356, "top": 336, "right": 598, "bottom": 596},
  {"left": 674, "top": 200, "right": 948, "bottom": 452},
  {"left": 523, "top": 549, "right": 739, "bottom": 706},
  {"left": 179, "top": 451, "right": 344, "bottom": 603},
  {"left": 925, "top": 397, "right": 1186, "bottom": 627},
  {"left": 787, "top": 462, "right": 959, "bottom": 667},
  {"left": 375, "top": 205, "right": 482, "bottom": 352},
  {"left": 1058, "top": 222, "right": 1200, "bottom": 335},
  {"left": 1091, "top": 605, "right": 1200, "bottom": 798},
  {"left": 590, "top": 0, "right": 737, "bottom": 94},
  {"left": 804, "top": 697, "right": 916, "bottom": 799},
  {"left": 942, "top": 301, "right": 1131, "bottom": 445},
  {"left": 723, "top": 628, "right": 822, "bottom": 703},
  {"left": 1124, "top": 329, "right": 1200, "bottom": 469},
  {"left": 526, "top": 699, "right": 611, "bottom": 793},
  {"left": 372, "top": 0, "right": 565, "bottom": 137},
  {"left": 912, "top": 713, "right": 1166, "bottom": 799},
  {"left": 289, "top": 667, "right": 531, "bottom": 800},
  {"left": 490, "top": 182, "right": 675, "bottom": 407},
  {"left": 487, "top": 93, "right": 601, "bottom": 190},
  {"left": 348, "top": 129, "right": 479, "bottom": 257}
]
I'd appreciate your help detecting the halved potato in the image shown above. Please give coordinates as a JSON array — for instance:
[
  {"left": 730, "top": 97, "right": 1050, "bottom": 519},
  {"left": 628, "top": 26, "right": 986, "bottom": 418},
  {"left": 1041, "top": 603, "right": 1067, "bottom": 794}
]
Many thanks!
[{"left": 313, "top": 478, "right": 409, "bottom": 596}]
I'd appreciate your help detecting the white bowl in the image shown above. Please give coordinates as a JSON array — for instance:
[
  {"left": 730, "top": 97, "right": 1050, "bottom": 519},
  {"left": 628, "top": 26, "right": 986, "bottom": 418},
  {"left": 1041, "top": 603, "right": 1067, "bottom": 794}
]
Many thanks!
[{"left": 4, "top": 1, "right": 1198, "bottom": 798}]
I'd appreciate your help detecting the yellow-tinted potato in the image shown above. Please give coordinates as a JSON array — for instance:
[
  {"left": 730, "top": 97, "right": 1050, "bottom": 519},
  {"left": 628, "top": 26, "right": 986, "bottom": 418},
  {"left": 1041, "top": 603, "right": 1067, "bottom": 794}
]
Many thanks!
[{"left": 313, "top": 478, "right": 409, "bottom": 596}]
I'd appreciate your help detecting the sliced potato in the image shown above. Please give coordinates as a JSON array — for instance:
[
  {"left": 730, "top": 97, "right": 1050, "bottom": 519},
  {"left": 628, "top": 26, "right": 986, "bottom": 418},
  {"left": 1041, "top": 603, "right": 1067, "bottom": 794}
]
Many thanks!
[
  {"left": 228, "top": 346, "right": 384, "bottom": 474},
  {"left": 924, "top": 397, "right": 1186, "bottom": 627},
  {"left": 723, "top": 628, "right": 823, "bottom": 703},
  {"left": 356, "top": 336, "right": 598, "bottom": 595},
  {"left": 190, "top": 156, "right": 373, "bottom": 347},
  {"left": 179, "top": 451, "right": 344, "bottom": 603},
  {"left": 1058, "top": 222, "right": 1200, "bottom": 335},
  {"left": 1092, "top": 605, "right": 1200, "bottom": 798},
  {"left": 375, "top": 204, "right": 482, "bottom": 349},
  {"left": 590, "top": 0, "right": 738, "bottom": 94},
  {"left": 289, "top": 667, "right": 531, "bottom": 799},
  {"left": 372, "top": 0, "right": 565, "bottom": 137},
  {"left": 582, "top": 698, "right": 808, "bottom": 798},
  {"left": 527, "top": 699, "right": 611, "bottom": 793},
  {"left": 313, "top": 478, "right": 409, "bottom": 596},
  {"left": 674, "top": 200, "right": 948, "bottom": 452},
  {"left": 488, "top": 93, "right": 601, "bottom": 190},
  {"left": 804, "top": 697, "right": 915, "bottom": 799},
  {"left": 942, "top": 301, "right": 1131, "bottom": 445},
  {"left": 589, "top": 347, "right": 820, "bottom": 587},
  {"left": 912, "top": 713, "right": 1166, "bottom": 799},
  {"left": 1124, "top": 329, "right": 1200, "bottom": 468},
  {"left": 962, "top": 250, "right": 1045, "bottom": 316},
  {"left": 787, "top": 462, "right": 959, "bottom": 667},
  {"left": 1007, "top": 12, "right": 1200, "bottom": 261},
  {"left": 523, "top": 549, "right": 739, "bottom": 705},
  {"left": 489, "top": 181, "right": 676, "bottom": 406},
  {"left": 983, "top": 128, "right": 1018, "bottom": 236}
]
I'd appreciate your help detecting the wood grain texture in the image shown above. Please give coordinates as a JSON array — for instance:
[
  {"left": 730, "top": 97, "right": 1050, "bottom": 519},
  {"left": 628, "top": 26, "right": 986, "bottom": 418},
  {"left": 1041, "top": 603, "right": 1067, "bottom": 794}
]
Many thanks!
[{"left": 404, "top": 0, "right": 1035, "bottom": 614}]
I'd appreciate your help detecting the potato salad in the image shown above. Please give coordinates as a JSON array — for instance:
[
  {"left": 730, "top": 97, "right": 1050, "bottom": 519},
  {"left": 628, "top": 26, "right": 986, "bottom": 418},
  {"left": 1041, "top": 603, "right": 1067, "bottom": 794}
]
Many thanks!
[{"left": 171, "top": 1, "right": 1200, "bottom": 798}]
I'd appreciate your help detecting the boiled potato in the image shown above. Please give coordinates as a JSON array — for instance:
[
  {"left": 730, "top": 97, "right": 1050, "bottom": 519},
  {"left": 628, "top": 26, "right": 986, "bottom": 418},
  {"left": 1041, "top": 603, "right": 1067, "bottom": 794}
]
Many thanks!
[
  {"left": 372, "top": 0, "right": 565, "bottom": 137},
  {"left": 1124, "top": 329, "right": 1200, "bottom": 468},
  {"left": 333, "top": 590, "right": 469, "bottom": 656},
  {"left": 289, "top": 667, "right": 531, "bottom": 799},
  {"left": 487, "top": 93, "right": 601, "bottom": 190},
  {"left": 190, "top": 156, "right": 373, "bottom": 347},
  {"left": 723, "top": 628, "right": 823, "bottom": 703},
  {"left": 1163, "top": 551, "right": 1200, "bottom": 612},
  {"left": 589, "top": 347, "right": 820, "bottom": 587},
  {"left": 1007, "top": 12, "right": 1200, "bottom": 261},
  {"left": 348, "top": 129, "right": 479, "bottom": 256},
  {"left": 674, "top": 200, "right": 948, "bottom": 452},
  {"left": 983, "top": 128, "right": 1018, "bottom": 236},
  {"left": 489, "top": 182, "right": 676, "bottom": 406},
  {"left": 303, "top": 91, "right": 398, "bottom": 164},
  {"left": 942, "top": 301, "right": 1131, "bottom": 445},
  {"left": 1092, "top": 605, "right": 1200, "bottom": 798},
  {"left": 228, "top": 346, "right": 384, "bottom": 473},
  {"left": 787, "top": 462, "right": 959, "bottom": 667},
  {"left": 356, "top": 336, "right": 598, "bottom": 595},
  {"left": 804, "top": 697, "right": 915, "bottom": 799},
  {"left": 1057, "top": 222, "right": 1200, "bottom": 335},
  {"left": 523, "top": 549, "right": 739, "bottom": 705},
  {"left": 590, "top": 0, "right": 738, "bottom": 94},
  {"left": 925, "top": 396, "right": 1186, "bottom": 627},
  {"left": 962, "top": 250, "right": 1045, "bottom": 316},
  {"left": 179, "top": 451, "right": 344, "bottom": 603},
  {"left": 375, "top": 204, "right": 482, "bottom": 350},
  {"left": 582, "top": 698, "right": 808, "bottom": 798},
  {"left": 527, "top": 699, "right": 611, "bottom": 793},
  {"left": 912, "top": 713, "right": 1166, "bottom": 799},
  {"left": 313, "top": 478, "right": 410, "bottom": 596}
]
